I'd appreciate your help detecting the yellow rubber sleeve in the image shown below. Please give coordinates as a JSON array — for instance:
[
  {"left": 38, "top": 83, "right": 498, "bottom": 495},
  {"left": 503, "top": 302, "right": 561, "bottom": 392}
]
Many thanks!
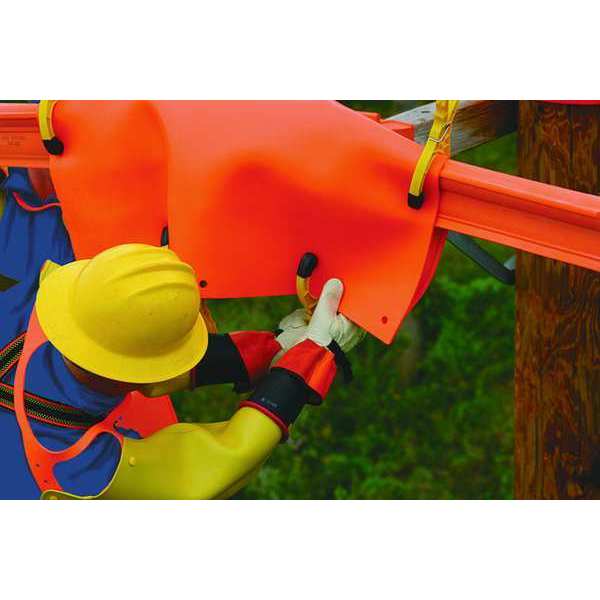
[{"left": 99, "top": 407, "right": 282, "bottom": 499}]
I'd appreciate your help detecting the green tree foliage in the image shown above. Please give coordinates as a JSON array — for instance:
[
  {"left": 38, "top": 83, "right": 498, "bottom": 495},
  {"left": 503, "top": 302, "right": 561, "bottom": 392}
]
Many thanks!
[{"left": 172, "top": 101, "right": 517, "bottom": 499}]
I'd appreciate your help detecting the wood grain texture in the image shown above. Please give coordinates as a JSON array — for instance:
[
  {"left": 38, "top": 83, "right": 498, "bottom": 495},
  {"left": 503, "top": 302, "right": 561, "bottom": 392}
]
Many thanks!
[
  {"left": 515, "top": 101, "right": 600, "bottom": 499},
  {"left": 389, "top": 100, "right": 518, "bottom": 155}
]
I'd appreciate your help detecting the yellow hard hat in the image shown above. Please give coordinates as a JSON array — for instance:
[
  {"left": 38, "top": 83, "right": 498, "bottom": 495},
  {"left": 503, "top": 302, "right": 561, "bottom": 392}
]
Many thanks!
[{"left": 36, "top": 243, "right": 208, "bottom": 384}]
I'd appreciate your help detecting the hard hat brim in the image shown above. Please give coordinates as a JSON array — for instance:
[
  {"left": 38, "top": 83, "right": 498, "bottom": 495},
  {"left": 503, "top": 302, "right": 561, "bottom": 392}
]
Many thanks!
[{"left": 36, "top": 260, "right": 209, "bottom": 384}]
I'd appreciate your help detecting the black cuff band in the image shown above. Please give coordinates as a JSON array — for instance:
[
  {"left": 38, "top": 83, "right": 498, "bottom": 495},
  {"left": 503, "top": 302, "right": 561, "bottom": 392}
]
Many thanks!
[
  {"left": 327, "top": 340, "right": 353, "bottom": 383},
  {"left": 192, "top": 334, "right": 248, "bottom": 387},
  {"left": 248, "top": 368, "right": 312, "bottom": 428}
]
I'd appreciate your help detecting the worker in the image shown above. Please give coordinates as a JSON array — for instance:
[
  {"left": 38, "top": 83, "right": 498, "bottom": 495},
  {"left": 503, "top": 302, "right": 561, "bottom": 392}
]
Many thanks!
[{"left": 1, "top": 170, "right": 363, "bottom": 499}]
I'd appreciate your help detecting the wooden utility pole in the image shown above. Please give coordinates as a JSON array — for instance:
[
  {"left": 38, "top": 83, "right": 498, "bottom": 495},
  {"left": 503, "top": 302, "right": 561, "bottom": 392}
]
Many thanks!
[{"left": 515, "top": 101, "right": 600, "bottom": 499}]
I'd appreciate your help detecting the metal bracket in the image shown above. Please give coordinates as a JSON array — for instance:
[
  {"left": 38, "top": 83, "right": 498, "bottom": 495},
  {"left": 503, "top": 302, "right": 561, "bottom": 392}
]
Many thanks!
[{"left": 447, "top": 231, "right": 515, "bottom": 285}]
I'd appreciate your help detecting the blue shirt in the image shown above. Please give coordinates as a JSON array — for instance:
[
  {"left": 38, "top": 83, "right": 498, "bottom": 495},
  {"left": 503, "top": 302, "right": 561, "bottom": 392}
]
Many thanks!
[
  {"left": 0, "top": 168, "right": 129, "bottom": 499},
  {"left": 0, "top": 167, "right": 74, "bottom": 281}
]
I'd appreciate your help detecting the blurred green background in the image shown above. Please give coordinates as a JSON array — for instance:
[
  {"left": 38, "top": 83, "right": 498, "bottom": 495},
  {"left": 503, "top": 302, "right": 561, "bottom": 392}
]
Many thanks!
[{"left": 172, "top": 101, "right": 517, "bottom": 499}]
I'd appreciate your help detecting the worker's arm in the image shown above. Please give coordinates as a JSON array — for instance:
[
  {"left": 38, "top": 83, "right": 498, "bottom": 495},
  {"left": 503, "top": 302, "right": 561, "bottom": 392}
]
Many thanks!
[
  {"left": 102, "top": 339, "right": 339, "bottom": 500},
  {"left": 100, "top": 408, "right": 284, "bottom": 499},
  {"left": 192, "top": 305, "right": 336, "bottom": 391},
  {"left": 100, "top": 279, "right": 358, "bottom": 500},
  {"left": 140, "top": 330, "right": 283, "bottom": 397},
  {"left": 192, "top": 331, "right": 281, "bottom": 389}
]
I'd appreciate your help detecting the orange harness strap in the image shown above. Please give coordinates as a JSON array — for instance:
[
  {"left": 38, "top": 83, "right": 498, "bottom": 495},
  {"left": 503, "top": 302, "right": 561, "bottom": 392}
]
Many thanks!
[{"left": 13, "top": 309, "right": 124, "bottom": 493}]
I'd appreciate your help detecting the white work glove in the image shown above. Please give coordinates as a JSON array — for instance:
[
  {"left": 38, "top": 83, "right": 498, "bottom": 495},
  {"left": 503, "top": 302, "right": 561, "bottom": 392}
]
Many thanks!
[
  {"left": 275, "top": 279, "right": 365, "bottom": 362},
  {"left": 306, "top": 279, "right": 364, "bottom": 351},
  {"left": 276, "top": 308, "right": 309, "bottom": 354}
]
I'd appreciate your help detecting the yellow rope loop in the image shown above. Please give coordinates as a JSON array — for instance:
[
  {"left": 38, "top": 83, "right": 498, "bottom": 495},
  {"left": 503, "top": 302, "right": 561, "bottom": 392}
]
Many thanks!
[
  {"left": 408, "top": 100, "right": 460, "bottom": 208},
  {"left": 296, "top": 274, "right": 318, "bottom": 322},
  {"left": 38, "top": 100, "right": 57, "bottom": 141},
  {"left": 295, "top": 252, "right": 319, "bottom": 322}
]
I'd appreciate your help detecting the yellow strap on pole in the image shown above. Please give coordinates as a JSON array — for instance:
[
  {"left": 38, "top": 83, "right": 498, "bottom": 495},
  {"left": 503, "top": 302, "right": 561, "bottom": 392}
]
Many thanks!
[
  {"left": 407, "top": 100, "right": 460, "bottom": 209},
  {"left": 38, "top": 100, "right": 64, "bottom": 155}
]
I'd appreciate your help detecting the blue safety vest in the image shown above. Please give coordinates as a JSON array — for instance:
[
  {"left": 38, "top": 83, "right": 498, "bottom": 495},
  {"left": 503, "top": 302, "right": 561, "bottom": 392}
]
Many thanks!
[{"left": 0, "top": 169, "right": 127, "bottom": 499}]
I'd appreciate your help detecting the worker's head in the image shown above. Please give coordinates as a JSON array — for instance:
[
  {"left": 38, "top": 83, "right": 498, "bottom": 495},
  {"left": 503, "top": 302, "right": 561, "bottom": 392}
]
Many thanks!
[{"left": 36, "top": 243, "right": 208, "bottom": 392}]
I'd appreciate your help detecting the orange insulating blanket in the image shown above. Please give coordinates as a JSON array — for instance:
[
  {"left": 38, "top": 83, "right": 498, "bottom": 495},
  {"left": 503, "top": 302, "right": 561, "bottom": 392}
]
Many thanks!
[
  {"left": 3, "top": 101, "right": 599, "bottom": 277},
  {"left": 5, "top": 101, "right": 596, "bottom": 341},
  {"left": 48, "top": 101, "right": 446, "bottom": 343}
]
